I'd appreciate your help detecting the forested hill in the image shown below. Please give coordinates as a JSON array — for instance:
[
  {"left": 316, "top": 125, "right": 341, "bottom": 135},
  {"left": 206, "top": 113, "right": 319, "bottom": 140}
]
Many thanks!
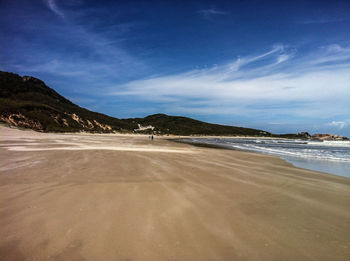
[
  {"left": 0, "top": 71, "right": 135, "bottom": 132},
  {"left": 129, "top": 114, "right": 269, "bottom": 136},
  {"left": 0, "top": 70, "right": 272, "bottom": 136}
]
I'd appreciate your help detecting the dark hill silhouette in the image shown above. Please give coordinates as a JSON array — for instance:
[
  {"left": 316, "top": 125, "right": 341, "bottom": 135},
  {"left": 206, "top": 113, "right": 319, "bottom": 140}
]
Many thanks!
[{"left": 0, "top": 70, "right": 280, "bottom": 136}]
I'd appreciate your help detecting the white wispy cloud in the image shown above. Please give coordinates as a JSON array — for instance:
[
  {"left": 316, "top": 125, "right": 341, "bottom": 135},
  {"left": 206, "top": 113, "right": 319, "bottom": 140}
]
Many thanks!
[
  {"left": 197, "top": 8, "right": 228, "bottom": 18},
  {"left": 327, "top": 120, "right": 350, "bottom": 130},
  {"left": 110, "top": 44, "right": 350, "bottom": 120},
  {"left": 10, "top": 6, "right": 146, "bottom": 85},
  {"left": 46, "top": 0, "right": 65, "bottom": 18},
  {"left": 276, "top": 54, "right": 290, "bottom": 64},
  {"left": 308, "top": 44, "right": 350, "bottom": 66}
]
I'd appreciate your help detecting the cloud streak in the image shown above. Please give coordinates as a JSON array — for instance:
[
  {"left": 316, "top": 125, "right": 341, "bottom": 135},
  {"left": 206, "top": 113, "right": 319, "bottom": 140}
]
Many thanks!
[
  {"left": 328, "top": 120, "right": 350, "bottom": 130},
  {"left": 7, "top": 4, "right": 147, "bottom": 91},
  {"left": 46, "top": 0, "right": 65, "bottom": 18},
  {"left": 197, "top": 8, "right": 228, "bottom": 19},
  {"left": 111, "top": 44, "right": 350, "bottom": 121}
]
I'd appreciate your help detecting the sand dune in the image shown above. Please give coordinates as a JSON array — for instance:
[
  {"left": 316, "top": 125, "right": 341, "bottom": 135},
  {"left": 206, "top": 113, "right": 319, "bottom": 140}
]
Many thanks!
[{"left": 1, "top": 126, "right": 349, "bottom": 261}]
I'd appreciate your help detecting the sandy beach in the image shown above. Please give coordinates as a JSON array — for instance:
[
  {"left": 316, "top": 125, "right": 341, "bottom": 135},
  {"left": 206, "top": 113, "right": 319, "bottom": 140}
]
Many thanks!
[{"left": 0, "top": 126, "right": 349, "bottom": 261}]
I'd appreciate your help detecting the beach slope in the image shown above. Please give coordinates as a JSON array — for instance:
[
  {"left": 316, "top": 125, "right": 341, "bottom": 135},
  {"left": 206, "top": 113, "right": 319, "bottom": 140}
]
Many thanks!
[{"left": 1, "top": 126, "right": 349, "bottom": 261}]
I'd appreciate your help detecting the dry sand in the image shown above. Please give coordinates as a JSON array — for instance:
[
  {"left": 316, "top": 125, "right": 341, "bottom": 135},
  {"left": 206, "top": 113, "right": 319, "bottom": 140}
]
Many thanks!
[{"left": 1, "top": 126, "right": 349, "bottom": 261}]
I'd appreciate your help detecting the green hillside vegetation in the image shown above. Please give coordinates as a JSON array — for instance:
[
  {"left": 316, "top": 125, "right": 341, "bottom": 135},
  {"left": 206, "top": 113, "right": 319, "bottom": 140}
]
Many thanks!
[
  {"left": 0, "top": 71, "right": 136, "bottom": 132},
  {"left": 1, "top": 70, "right": 274, "bottom": 136},
  {"left": 130, "top": 114, "right": 269, "bottom": 136}
]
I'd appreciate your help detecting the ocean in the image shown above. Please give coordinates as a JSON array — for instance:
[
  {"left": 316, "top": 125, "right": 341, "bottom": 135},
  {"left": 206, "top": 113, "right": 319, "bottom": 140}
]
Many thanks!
[{"left": 181, "top": 138, "right": 350, "bottom": 178}]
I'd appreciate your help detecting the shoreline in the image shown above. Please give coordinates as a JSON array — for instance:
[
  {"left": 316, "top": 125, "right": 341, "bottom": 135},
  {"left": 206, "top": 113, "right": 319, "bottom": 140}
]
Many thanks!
[
  {"left": 1, "top": 126, "right": 350, "bottom": 261},
  {"left": 174, "top": 137, "right": 350, "bottom": 179}
]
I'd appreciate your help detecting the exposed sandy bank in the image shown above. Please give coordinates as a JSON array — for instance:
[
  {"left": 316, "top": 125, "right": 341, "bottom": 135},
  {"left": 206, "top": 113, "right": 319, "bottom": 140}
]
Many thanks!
[{"left": 1, "top": 126, "right": 349, "bottom": 261}]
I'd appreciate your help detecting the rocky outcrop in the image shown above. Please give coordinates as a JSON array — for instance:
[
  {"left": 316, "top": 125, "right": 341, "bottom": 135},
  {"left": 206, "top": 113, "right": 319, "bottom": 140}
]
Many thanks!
[
  {"left": 0, "top": 113, "right": 43, "bottom": 130},
  {"left": 312, "top": 134, "right": 348, "bottom": 141},
  {"left": 86, "top": 120, "right": 94, "bottom": 129},
  {"left": 70, "top": 113, "right": 112, "bottom": 131},
  {"left": 71, "top": 113, "right": 89, "bottom": 128},
  {"left": 93, "top": 120, "right": 112, "bottom": 131},
  {"left": 62, "top": 118, "right": 69, "bottom": 127},
  {"left": 22, "top": 76, "right": 44, "bottom": 84},
  {"left": 298, "top": 132, "right": 311, "bottom": 139}
]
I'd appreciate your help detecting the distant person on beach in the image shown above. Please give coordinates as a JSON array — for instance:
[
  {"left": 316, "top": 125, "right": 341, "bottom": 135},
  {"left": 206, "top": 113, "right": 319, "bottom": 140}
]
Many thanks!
[{"left": 151, "top": 135, "right": 154, "bottom": 140}]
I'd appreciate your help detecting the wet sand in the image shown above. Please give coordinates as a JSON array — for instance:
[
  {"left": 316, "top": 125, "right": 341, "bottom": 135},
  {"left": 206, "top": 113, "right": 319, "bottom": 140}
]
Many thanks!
[{"left": 1, "top": 126, "right": 349, "bottom": 261}]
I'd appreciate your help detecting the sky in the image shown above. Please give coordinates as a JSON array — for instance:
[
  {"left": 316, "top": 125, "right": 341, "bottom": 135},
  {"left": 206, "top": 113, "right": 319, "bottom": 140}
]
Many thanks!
[{"left": 1, "top": 0, "right": 350, "bottom": 136}]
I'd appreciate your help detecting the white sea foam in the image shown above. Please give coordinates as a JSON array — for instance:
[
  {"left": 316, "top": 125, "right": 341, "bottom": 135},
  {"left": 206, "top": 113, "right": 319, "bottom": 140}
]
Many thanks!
[
  {"left": 308, "top": 140, "right": 350, "bottom": 147},
  {"left": 187, "top": 138, "right": 350, "bottom": 162},
  {"left": 233, "top": 143, "right": 350, "bottom": 162},
  {"left": 185, "top": 137, "right": 350, "bottom": 177},
  {"left": 183, "top": 138, "right": 350, "bottom": 178}
]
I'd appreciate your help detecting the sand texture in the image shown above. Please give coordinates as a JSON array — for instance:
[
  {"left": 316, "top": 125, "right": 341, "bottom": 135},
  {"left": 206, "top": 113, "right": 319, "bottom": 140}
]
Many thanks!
[{"left": 1, "top": 126, "right": 350, "bottom": 261}]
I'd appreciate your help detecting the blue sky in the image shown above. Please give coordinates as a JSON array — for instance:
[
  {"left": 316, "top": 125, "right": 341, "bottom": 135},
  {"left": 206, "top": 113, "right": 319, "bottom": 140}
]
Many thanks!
[{"left": 1, "top": 0, "right": 350, "bottom": 135}]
